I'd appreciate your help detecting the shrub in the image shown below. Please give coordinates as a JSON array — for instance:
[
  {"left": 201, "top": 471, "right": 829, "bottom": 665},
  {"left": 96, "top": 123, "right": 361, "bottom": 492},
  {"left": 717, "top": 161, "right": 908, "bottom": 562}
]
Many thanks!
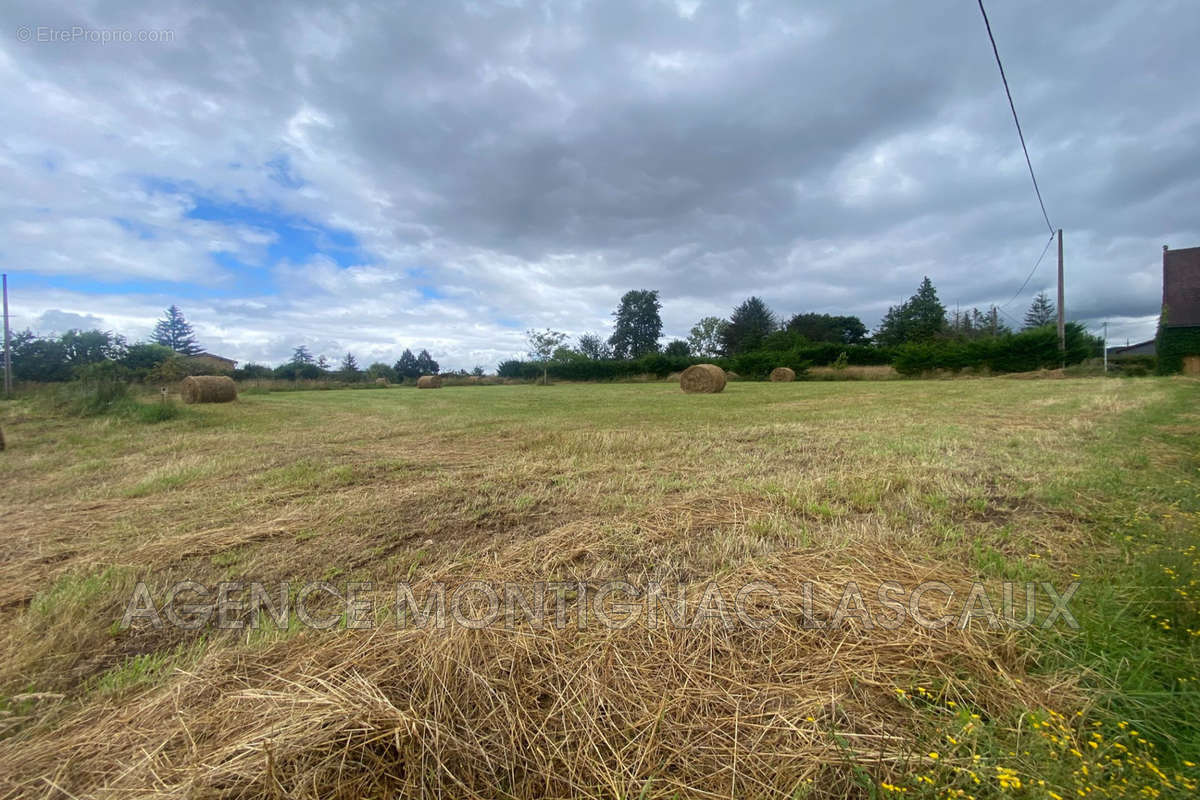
[
  {"left": 62, "top": 362, "right": 134, "bottom": 416},
  {"left": 131, "top": 401, "right": 186, "bottom": 423},
  {"left": 233, "top": 363, "right": 275, "bottom": 380},
  {"left": 716, "top": 344, "right": 811, "bottom": 380},
  {"left": 893, "top": 323, "right": 1097, "bottom": 376},
  {"left": 120, "top": 343, "right": 177, "bottom": 380},
  {"left": 273, "top": 362, "right": 325, "bottom": 381}
]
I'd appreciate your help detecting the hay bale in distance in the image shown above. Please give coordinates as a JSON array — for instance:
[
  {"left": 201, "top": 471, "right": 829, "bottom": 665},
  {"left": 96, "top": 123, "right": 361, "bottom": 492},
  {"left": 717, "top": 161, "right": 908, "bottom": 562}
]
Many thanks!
[
  {"left": 417, "top": 375, "right": 443, "bottom": 389},
  {"left": 724, "top": 370, "right": 740, "bottom": 381},
  {"left": 665, "top": 372, "right": 681, "bottom": 382},
  {"left": 180, "top": 375, "right": 237, "bottom": 404},
  {"left": 374, "top": 377, "right": 389, "bottom": 386},
  {"left": 769, "top": 367, "right": 796, "bottom": 382},
  {"left": 679, "top": 364, "right": 727, "bottom": 394}
]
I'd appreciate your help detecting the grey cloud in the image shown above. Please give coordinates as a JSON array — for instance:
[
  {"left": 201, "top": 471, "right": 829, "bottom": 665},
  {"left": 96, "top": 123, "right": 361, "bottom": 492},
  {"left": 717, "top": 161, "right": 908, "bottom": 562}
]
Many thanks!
[
  {"left": 1, "top": 0, "right": 1197, "bottom": 366},
  {"left": 31, "top": 309, "right": 106, "bottom": 334}
]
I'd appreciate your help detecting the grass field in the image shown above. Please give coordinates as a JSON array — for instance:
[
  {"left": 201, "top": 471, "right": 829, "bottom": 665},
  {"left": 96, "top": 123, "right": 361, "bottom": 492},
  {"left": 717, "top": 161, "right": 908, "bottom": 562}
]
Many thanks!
[{"left": 1, "top": 378, "right": 1198, "bottom": 798}]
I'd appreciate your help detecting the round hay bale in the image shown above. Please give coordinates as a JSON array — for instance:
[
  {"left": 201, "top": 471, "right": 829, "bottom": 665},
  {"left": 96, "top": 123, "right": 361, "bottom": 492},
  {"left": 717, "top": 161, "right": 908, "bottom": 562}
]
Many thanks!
[
  {"left": 374, "top": 377, "right": 389, "bottom": 386},
  {"left": 416, "top": 375, "right": 443, "bottom": 389},
  {"left": 724, "top": 370, "right": 740, "bottom": 381},
  {"left": 769, "top": 367, "right": 796, "bottom": 382},
  {"left": 665, "top": 372, "right": 681, "bottom": 382},
  {"left": 679, "top": 364, "right": 727, "bottom": 394},
  {"left": 180, "top": 375, "right": 237, "bottom": 404}
]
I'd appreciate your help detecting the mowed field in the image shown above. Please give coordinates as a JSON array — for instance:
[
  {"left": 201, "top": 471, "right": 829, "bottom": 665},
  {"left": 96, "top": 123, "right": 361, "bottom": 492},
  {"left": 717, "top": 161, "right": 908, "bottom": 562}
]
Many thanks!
[{"left": 1, "top": 378, "right": 1198, "bottom": 799}]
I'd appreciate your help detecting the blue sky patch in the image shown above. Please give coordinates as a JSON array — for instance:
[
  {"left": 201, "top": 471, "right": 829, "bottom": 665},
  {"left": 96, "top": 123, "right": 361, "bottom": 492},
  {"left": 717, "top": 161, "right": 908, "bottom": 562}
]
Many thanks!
[
  {"left": 136, "top": 177, "right": 368, "bottom": 275},
  {"left": 265, "top": 155, "right": 305, "bottom": 189},
  {"left": 186, "top": 198, "right": 363, "bottom": 269},
  {"left": 113, "top": 217, "right": 156, "bottom": 240}
]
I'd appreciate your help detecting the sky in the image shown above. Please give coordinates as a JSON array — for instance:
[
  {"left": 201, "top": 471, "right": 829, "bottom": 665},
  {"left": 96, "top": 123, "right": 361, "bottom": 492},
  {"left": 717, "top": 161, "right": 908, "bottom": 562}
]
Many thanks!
[{"left": 2, "top": 0, "right": 1197, "bottom": 369}]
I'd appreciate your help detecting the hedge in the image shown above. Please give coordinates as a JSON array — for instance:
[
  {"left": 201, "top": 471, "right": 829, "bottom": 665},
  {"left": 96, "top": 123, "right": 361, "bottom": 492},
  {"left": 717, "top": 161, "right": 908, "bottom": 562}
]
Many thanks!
[{"left": 892, "top": 323, "right": 1097, "bottom": 376}]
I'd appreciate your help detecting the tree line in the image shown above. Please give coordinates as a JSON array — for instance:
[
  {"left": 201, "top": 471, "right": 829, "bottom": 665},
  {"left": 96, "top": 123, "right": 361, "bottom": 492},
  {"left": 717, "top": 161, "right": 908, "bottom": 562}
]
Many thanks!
[
  {"left": 5, "top": 305, "right": 463, "bottom": 384},
  {"left": 505, "top": 282, "right": 1090, "bottom": 379},
  {"left": 6, "top": 281, "right": 1091, "bottom": 385}
]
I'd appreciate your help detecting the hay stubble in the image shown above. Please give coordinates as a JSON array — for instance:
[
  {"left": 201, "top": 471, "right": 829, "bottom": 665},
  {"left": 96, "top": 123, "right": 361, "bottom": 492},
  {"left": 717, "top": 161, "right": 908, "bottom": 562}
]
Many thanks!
[{"left": 0, "top": 379, "right": 1177, "bottom": 799}]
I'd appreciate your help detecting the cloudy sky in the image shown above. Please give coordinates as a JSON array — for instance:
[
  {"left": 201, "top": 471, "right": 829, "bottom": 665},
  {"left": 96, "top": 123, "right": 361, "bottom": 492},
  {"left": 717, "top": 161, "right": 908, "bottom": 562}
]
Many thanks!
[{"left": 2, "top": 0, "right": 1197, "bottom": 368}]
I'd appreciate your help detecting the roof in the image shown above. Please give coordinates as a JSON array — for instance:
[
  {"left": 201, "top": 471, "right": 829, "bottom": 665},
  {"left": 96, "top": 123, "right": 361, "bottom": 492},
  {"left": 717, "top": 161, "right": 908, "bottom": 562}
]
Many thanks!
[
  {"left": 1163, "top": 246, "right": 1200, "bottom": 327},
  {"left": 192, "top": 352, "right": 238, "bottom": 366},
  {"left": 1107, "top": 339, "right": 1155, "bottom": 358}
]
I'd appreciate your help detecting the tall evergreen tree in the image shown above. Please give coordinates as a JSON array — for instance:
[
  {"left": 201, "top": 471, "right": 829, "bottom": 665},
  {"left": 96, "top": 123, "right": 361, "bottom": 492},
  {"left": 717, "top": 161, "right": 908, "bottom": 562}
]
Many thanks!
[
  {"left": 608, "top": 290, "right": 663, "bottom": 359},
  {"left": 339, "top": 352, "right": 360, "bottom": 380},
  {"left": 721, "top": 297, "right": 776, "bottom": 355},
  {"left": 1023, "top": 291, "right": 1056, "bottom": 329},
  {"left": 394, "top": 348, "right": 419, "bottom": 379},
  {"left": 152, "top": 305, "right": 201, "bottom": 355},
  {"left": 952, "top": 306, "right": 1010, "bottom": 339},
  {"left": 291, "top": 345, "right": 314, "bottom": 364},
  {"left": 415, "top": 349, "right": 439, "bottom": 375},
  {"left": 908, "top": 277, "right": 947, "bottom": 341},
  {"left": 874, "top": 277, "right": 947, "bottom": 346}
]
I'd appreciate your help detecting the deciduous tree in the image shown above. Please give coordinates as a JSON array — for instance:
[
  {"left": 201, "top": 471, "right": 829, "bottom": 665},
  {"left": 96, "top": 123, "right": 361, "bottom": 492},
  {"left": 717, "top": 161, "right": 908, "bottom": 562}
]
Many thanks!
[
  {"left": 687, "top": 316, "right": 728, "bottom": 358},
  {"left": 577, "top": 332, "right": 611, "bottom": 360},
  {"left": 608, "top": 290, "right": 662, "bottom": 359},
  {"left": 785, "top": 313, "right": 869, "bottom": 345},
  {"left": 526, "top": 328, "right": 567, "bottom": 385},
  {"left": 663, "top": 339, "right": 690, "bottom": 357}
]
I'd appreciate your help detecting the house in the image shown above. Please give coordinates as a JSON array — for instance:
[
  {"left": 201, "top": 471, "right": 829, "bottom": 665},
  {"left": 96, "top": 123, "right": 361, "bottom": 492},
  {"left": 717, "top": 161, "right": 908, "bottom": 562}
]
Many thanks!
[
  {"left": 187, "top": 352, "right": 239, "bottom": 373},
  {"left": 1158, "top": 245, "right": 1200, "bottom": 374},
  {"left": 1107, "top": 339, "right": 1156, "bottom": 359}
]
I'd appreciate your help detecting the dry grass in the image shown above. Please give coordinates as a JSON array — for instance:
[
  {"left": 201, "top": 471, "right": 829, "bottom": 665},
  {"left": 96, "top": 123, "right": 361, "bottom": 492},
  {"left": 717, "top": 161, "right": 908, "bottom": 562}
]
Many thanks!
[
  {"left": 806, "top": 365, "right": 900, "bottom": 381},
  {"left": 0, "top": 378, "right": 1193, "bottom": 798}
]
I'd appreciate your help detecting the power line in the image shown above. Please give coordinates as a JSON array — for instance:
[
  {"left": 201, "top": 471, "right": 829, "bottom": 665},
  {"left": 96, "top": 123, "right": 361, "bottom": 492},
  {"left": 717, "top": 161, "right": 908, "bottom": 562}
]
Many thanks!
[
  {"left": 976, "top": 0, "right": 1054, "bottom": 235},
  {"left": 995, "top": 305, "right": 1022, "bottom": 329},
  {"left": 998, "top": 230, "right": 1056, "bottom": 311}
]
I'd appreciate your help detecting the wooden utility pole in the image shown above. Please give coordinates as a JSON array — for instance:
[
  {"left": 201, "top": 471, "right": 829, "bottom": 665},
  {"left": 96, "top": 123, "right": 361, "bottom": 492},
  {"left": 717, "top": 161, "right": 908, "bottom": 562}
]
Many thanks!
[
  {"left": 1056, "top": 229, "right": 1065, "bottom": 363},
  {"left": 2, "top": 274, "right": 11, "bottom": 396},
  {"left": 1102, "top": 321, "right": 1108, "bottom": 373}
]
